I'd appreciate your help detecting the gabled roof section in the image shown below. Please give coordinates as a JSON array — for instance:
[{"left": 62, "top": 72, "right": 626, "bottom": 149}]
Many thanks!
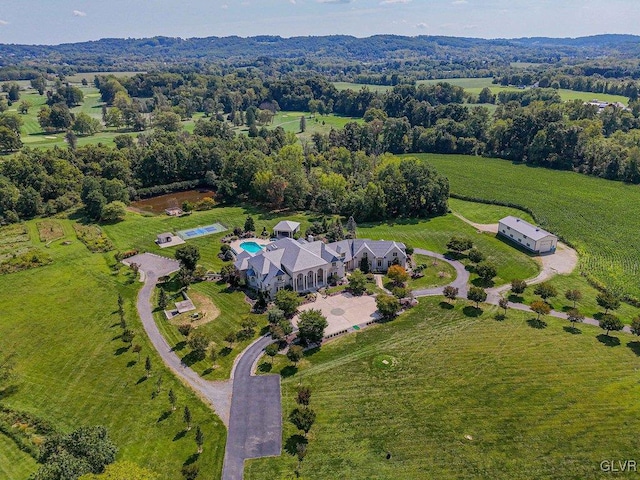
[
  {"left": 273, "top": 220, "right": 300, "bottom": 232},
  {"left": 499, "top": 216, "right": 556, "bottom": 241}
]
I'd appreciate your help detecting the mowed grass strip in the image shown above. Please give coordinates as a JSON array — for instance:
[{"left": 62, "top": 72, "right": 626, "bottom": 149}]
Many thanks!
[
  {"left": 416, "top": 153, "right": 640, "bottom": 300},
  {"left": 246, "top": 297, "right": 640, "bottom": 480},
  {"left": 0, "top": 433, "right": 38, "bottom": 479},
  {"left": 0, "top": 218, "right": 225, "bottom": 479}
]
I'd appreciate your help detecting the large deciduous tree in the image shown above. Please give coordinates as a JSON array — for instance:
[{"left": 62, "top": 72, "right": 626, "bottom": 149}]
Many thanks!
[
  {"left": 297, "top": 309, "right": 328, "bottom": 346},
  {"left": 175, "top": 245, "right": 200, "bottom": 272}
]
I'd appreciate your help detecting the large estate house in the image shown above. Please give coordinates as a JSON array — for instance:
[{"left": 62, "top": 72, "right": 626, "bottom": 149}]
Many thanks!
[{"left": 234, "top": 236, "right": 406, "bottom": 296}]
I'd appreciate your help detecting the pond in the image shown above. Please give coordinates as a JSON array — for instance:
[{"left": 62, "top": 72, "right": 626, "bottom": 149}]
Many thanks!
[{"left": 130, "top": 189, "right": 215, "bottom": 214}]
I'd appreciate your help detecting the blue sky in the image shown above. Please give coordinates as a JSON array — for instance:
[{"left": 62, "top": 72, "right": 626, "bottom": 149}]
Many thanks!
[{"left": 0, "top": 0, "right": 639, "bottom": 45}]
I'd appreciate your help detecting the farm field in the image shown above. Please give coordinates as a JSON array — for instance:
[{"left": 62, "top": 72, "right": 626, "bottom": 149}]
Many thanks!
[
  {"left": 417, "top": 153, "right": 640, "bottom": 301},
  {"left": 0, "top": 433, "right": 38, "bottom": 479},
  {"left": 246, "top": 297, "right": 640, "bottom": 480},
  {"left": 333, "top": 78, "right": 629, "bottom": 104},
  {"left": 0, "top": 218, "right": 226, "bottom": 479}
]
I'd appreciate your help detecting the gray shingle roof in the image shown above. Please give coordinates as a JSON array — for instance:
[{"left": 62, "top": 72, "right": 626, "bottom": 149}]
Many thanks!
[
  {"left": 273, "top": 220, "right": 300, "bottom": 232},
  {"left": 498, "top": 216, "right": 556, "bottom": 241}
]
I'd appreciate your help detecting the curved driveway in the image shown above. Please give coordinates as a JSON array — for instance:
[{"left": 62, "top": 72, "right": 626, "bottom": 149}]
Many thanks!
[
  {"left": 125, "top": 253, "right": 281, "bottom": 480},
  {"left": 411, "top": 248, "right": 470, "bottom": 298}
]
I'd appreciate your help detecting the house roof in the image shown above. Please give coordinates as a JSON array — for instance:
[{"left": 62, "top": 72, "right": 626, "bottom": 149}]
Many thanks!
[
  {"left": 157, "top": 232, "right": 173, "bottom": 238},
  {"left": 327, "top": 239, "right": 406, "bottom": 261},
  {"left": 273, "top": 220, "right": 300, "bottom": 232},
  {"left": 499, "top": 216, "right": 556, "bottom": 241}
]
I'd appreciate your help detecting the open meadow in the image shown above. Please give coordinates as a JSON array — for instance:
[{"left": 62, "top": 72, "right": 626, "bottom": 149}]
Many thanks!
[
  {"left": 416, "top": 154, "right": 640, "bottom": 303},
  {"left": 247, "top": 297, "right": 640, "bottom": 480},
  {"left": 333, "top": 78, "right": 629, "bottom": 104},
  {"left": 0, "top": 218, "right": 226, "bottom": 479}
]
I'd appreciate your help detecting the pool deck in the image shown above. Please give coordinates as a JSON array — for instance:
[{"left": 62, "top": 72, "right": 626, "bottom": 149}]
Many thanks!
[{"left": 230, "top": 237, "right": 272, "bottom": 255}]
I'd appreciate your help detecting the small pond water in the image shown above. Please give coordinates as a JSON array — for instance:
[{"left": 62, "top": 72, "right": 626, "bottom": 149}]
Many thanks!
[{"left": 130, "top": 189, "right": 215, "bottom": 213}]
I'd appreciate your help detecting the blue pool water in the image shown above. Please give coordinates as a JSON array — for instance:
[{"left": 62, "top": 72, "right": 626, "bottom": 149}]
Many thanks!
[{"left": 240, "top": 241, "right": 264, "bottom": 254}]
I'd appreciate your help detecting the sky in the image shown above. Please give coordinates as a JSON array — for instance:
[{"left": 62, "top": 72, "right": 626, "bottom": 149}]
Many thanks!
[{"left": 0, "top": 0, "right": 639, "bottom": 45}]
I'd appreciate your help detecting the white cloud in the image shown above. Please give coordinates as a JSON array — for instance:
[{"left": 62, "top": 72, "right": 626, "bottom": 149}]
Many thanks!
[
  {"left": 415, "top": 22, "right": 428, "bottom": 29},
  {"left": 0, "top": 20, "right": 8, "bottom": 25},
  {"left": 72, "top": 10, "right": 86, "bottom": 17},
  {"left": 380, "top": 0, "right": 411, "bottom": 4},
  {"left": 452, "top": 0, "right": 468, "bottom": 4},
  {"left": 317, "top": 0, "right": 353, "bottom": 4}
]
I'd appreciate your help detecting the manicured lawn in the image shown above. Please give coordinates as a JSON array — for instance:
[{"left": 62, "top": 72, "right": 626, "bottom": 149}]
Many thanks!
[
  {"left": 407, "top": 254, "right": 457, "bottom": 290},
  {"left": 0, "top": 433, "right": 38, "bottom": 479},
  {"left": 246, "top": 297, "right": 640, "bottom": 480},
  {"left": 416, "top": 153, "right": 640, "bottom": 300},
  {"left": 448, "top": 198, "right": 534, "bottom": 224},
  {"left": 515, "top": 271, "right": 640, "bottom": 324},
  {"left": 358, "top": 214, "right": 539, "bottom": 287},
  {"left": 0, "top": 218, "right": 226, "bottom": 479}
]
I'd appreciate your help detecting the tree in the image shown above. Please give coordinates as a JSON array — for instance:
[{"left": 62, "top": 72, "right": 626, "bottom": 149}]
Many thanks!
[
  {"left": 387, "top": 265, "right": 409, "bottom": 286},
  {"left": 275, "top": 289, "right": 301, "bottom": 317},
  {"left": 498, "top": 297, "right": 509, "bottom": 315},
  {"left": 158, "top": 289, "right": 168, "bottom": 309},
  {"left": 145, "top": 356, "right": 152, "bottom": 378},
  {"left": 530, "top": 300, "right": 551, "bottom": 320},
  {"left": 467, "top": 286, "right": 487, "bottom": 308},
  {"left": 224, "top": 332, "right": 237, "bottom": 348},
  {"left": 49, "top": 103, "right": 73, "bottom": 131},
  {"left": 104, "top": 107, "right": 124, "bottom": 129},
  {"left": 443, "top": 286, "right": 459, "bottom": 303},
  {"left": 181, "top": 464, "right": 199, "bottom": 480},
  {"left": 596, "top": 292, "right": 620, "bottom": 314},
  {"left": 168, "top": 389, "right": 177, "bottom": 411},
  {"left": 534, "top": 282, "right": 557, "bottom": 301},
  {"left": 564, "top": 289, "right": 582, "bottom": 308},
  {"left": 188, "top": 332, "right": 210, "bottom": 359},
  {"left": 289, "top": 407, "right": 316, "bottom": 437},
  {"left": 346, "top": 215, "right": 357, "bottom": 234},
  {"left": 287, "top": 345, "right": 304, "bottom": 365},
  {"left": 175, "top": 245, "right": 200, "bottom": 272},
  {"left": 376, "top": 293, "right": 401, "bottom": 320},
  {"left": 121, "top": 329, "right": 135, "bottom": 346},
  {"left": 208, "top": 348, "right": 218, "bottom": 368},
  {"left": 478, "top": 87, "right": 496, "bottom": 104},
  {"left": 359, "top": 255, "right": 370, "bottom": 274},
  {"left": 18, "top": 100, "right": 31, "bottom": 114},
  {"left": 183, "top": 406, "right": 192, "bottom": 431},
  {"left": 195, "top": 426, "right": 204, "bottom": 454},
  {"left": 178, "top": 323, "right": 192, "bottom": 337},
  {"left": 566, "top": 308, "right": 584, "bottom": 330},
  {"left": 31, "top": 76, "right": 47, "bottom": 95},
  {"left": 447, "top": 236, "right": 473, "bottom": 254},
  {"left": 299, "top": 115, "right": 306, "bottom": 133},
  {"left": 132, "top": 344, "right": 142, "bottom": 362},
  {"left": 511, "top": 279, "right": 527, "bottom": 295},
  {"left": 83, "top": 189, "right": 107, "bottom": 221},
  {"left": 152, "top": 111, "right": 182, "bottom": 132},
  {"left": 348, "top": 269, "right": 367, "bottom": 295},
  {"left": 244, "top": 215, "right": 255, "bottom": 232},
  {"left": 265, "top": 343, "right": 279, "bottom": 364},
  {"left": 37, "top": 426, "right": 117, "bottom": 478},
  {"left": 475, "top": 262, "right": 497, "bottom": 283},
  {"left": 630, "top": 317, "right": 640, "bottom": 336},
  {"left": 467, "top": 248, "right": 485, "bottom": 264},
  {"left": 72, "top": 112, "right": 101, "bottom": 136},
  {"left": 100, "top": 201, "right": 126, "bottom": 223},
  {"left": 66, "top": 131, "right": 77, "bottom": 151},
  {"left": 297, "top": 309, "right": 328, "bottom": 346},
  {"left": 0, "top": 126, "right": 21, "bottom": 153},
  {"left": 296, "top": 385, "right": 311, "bottom": 406},
  {"left": 599, "top": 314, "right": 623, "bottom": 336},
  {"left": 267, "top": 308, "right": 285, "bottom": 325}
]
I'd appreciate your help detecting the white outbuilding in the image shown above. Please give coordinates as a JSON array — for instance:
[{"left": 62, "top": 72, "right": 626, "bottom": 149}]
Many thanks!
[{"left": 498, "top": 216, "right": 557, "bottom": 254}]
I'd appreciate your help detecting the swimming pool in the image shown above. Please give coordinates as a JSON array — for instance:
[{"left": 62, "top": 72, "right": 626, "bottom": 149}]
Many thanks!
[
  {"left": 177, "top": 223, "right": 227, "bottom": 240},
  {"left": 239, "top": 241, "right": 264, "bottom": 254}
]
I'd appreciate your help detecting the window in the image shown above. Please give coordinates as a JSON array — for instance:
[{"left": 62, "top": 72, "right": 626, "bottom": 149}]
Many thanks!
[
  {"left": 510, "top": 234, "right": 514, "bottom": 238},
  {"left": 332, "top": 262, "right": 336, "bottom": 267},
  {"left": 393, "top": 252, "right": 398, "bottom": 257},
  {"left": 518, "top": 238, "right": 522, "bottom": 242},
  {"left": 377, "top": 259, "right": 382, "bottom": 267},
  {"left": 526, "top": 243, "right": 530, "bottom": 247},
  {"left": 362, "top": 252, "right": 368, "bottom": 258}
]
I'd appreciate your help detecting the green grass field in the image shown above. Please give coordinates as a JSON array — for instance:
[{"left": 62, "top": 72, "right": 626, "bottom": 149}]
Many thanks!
[
  {"left": 0, "top": 219, "right": 226, "bottom": 479},
  {"left": 415, "top": 154, "right": 640, "bottom": 301},
  {"left": 246, "top": 297, "right": 640, "bottom": 479},
  {"left": 406, "top": 253, "right": 457, "bottom": 290},
  {"left": 0, "top": 433, "right": 38, "bottom": 479},
  {"left": 333, "top": 79, "right": 629, "bottom": 105}
]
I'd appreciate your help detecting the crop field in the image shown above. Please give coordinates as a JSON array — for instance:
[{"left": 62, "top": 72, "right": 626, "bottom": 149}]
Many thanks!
[
  {"left": 333, "top": 79, "right": 629, "bottom": 104},
  {"left": 246, "top": 297, "right": 640, "bottom": 480},
  {"left": 0, "top": 433, "right": 37, "bottom": 480},
  {"left": 0, "top": 219, "right": 226, "bottom": 479},
  {"left": 417, "top": 154, "right": 640, "bottom": 301}
]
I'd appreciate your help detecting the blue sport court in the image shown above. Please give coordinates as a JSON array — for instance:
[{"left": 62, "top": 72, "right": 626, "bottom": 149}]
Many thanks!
[{"left": 177, "top": 223, "right": 227, "bottom": 240}]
